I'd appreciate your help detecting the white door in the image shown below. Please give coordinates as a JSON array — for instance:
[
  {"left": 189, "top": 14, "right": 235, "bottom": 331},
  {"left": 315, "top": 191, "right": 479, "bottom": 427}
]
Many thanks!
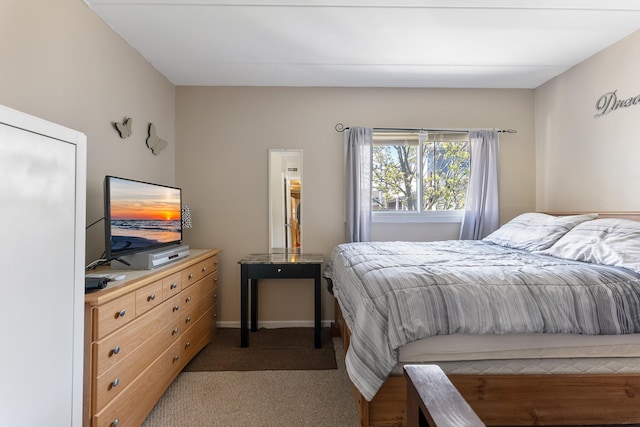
[{"left": 0, "top": 105, "right": 86, "bottom": 426}]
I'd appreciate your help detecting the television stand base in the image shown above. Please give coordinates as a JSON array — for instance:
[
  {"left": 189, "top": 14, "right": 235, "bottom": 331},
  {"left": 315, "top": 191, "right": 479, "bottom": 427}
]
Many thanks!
[{"left": 111, "top": 244, "right": 190, "bottom": 270}]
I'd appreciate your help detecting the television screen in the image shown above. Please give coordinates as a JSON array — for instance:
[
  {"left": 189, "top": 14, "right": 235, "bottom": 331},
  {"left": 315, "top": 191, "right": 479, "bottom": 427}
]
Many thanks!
[{"left": 104, "top": 175, "right": 182, "bottom": 261}]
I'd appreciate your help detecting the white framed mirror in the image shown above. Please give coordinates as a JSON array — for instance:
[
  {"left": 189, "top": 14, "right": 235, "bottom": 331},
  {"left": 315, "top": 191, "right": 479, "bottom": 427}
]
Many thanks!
[{"left": 269, "top": 149, "right": 302, "bottom": 252}]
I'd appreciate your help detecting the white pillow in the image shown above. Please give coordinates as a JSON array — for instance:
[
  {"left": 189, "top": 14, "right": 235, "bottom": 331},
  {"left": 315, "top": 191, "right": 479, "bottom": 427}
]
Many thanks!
[
  {"left": 483, "top": 212, "right": 598, "bottom": 251},
  {"left": 538, "top": 218, "right": 640, "bottom": 274}
]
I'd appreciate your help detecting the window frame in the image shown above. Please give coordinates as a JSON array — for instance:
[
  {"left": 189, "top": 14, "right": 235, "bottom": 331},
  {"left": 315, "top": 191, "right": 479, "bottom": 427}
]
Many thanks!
[
  {"left": 371, "top": 130, "right": 469, "bottom": 224},
  {"left": 372, "top": 210, "right": 464, "bottom": 223}
]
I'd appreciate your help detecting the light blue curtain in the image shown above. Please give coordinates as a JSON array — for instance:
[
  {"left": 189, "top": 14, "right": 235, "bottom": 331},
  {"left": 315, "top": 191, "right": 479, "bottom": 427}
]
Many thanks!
[
  {"left": 459, "top": 129, "right": 500, "bottom": 240},
  {"left": 345, "top": 127, "right": 373, "bottom": 242}
]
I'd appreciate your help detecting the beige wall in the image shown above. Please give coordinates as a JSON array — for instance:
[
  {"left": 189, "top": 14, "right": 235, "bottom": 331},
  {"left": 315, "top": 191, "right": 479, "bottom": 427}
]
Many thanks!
[
  {"left": 0, "top": 0, "right": 176, "bottom": 263},
  {"left": 535, "top": 30, "right": 640, "bottom": 212},
  {"left": 2, "top": 1, "right": 538, "bottom": 326},
  {"left": 176, "top": 87, "right": 536, "bottom": 325}
]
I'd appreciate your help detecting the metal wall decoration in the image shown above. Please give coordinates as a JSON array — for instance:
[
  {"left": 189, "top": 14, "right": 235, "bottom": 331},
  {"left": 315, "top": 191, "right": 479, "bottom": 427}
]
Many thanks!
[
  {"left": 146, "top": 123, "right": 168, "bottom": 155},
  {"left": 112, "top": 117, "right": 132, "bottom": 139},
  {"left": 595, "top": 90, "right": 640, "bottom": 118}
]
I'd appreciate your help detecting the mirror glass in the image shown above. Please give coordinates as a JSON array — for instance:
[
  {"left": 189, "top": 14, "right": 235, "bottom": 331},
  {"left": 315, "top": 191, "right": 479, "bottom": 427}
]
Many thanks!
[{"left": 269, "top": 149, "right": 302, "bottom": 252}]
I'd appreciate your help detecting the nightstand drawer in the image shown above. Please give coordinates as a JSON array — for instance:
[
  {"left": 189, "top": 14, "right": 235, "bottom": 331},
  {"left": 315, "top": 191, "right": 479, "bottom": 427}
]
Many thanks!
[{"left": 248, "top": 263, "right": 318, "bottom": 278}]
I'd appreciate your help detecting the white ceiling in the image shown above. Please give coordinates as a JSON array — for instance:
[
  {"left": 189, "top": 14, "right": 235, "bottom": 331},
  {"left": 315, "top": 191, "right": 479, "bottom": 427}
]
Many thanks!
[{"left": 84, "top": 0, "right": 640, "bottom": 88}]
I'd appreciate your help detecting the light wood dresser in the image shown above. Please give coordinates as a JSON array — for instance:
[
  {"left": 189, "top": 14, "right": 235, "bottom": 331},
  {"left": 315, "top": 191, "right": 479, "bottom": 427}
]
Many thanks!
[{"left": 83, "top": 248, "right": 221, "bottom": 427}]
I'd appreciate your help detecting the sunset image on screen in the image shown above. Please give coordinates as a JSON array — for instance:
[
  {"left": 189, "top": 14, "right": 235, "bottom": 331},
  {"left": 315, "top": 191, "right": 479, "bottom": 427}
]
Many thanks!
[
  {"left": 110, "top": 179, "right": 180, "bottom": 221},
  {"left": 111, "top": 203, "right": 180, "bottom": 221},
  {"left": 108, "top": 177, "right": 182, "bottom": 252}
]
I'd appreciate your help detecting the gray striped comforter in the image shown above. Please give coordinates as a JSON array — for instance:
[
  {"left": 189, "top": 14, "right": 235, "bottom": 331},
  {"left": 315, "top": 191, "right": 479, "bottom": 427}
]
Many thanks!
[{"left": 327, "top": 240, "right": 640, "bottom": 401}]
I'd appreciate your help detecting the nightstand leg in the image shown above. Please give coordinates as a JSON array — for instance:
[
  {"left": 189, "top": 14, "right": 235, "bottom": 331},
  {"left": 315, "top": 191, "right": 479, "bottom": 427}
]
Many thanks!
[
  {"left": 240, "top": 265, "right": 249, "bottom": 347},
  {"left": 314, "top": 269, "right": 321, "bottom": 348},
  {"left": 251, "top": 278, "right": 258, "bottom": 332}
]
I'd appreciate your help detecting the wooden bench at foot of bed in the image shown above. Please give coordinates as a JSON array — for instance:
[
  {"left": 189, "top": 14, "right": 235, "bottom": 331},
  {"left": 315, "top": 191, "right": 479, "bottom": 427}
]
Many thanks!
[
  {"left": 405, "top": 364, "right": 485, "bottom": 427},
  {"left": 335, "top": 299, "right": 640, "bottom": 427}
]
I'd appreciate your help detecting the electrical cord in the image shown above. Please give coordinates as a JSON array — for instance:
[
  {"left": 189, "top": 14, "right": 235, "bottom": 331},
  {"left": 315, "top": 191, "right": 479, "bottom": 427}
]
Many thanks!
[
  {"left": 86, "top": 217, "right": 105, "bottom": 230},
  {"left": 85, "top": 218, "right": 107, "bottom": 269},
  {"left": 86, "top": 252, "right": 108, "bottom": 270}
]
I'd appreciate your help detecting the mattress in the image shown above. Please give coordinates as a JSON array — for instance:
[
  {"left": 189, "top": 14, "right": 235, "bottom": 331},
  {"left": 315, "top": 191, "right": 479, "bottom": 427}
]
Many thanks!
[
  {"left": 391, "top": 357, "right": 640, "bottom": 376},
  {"left": 391, "top": 333, "right": 640, "bottom": 376},
  {"left": 399, "top": 332, "right": 640, "bottom": 363}
]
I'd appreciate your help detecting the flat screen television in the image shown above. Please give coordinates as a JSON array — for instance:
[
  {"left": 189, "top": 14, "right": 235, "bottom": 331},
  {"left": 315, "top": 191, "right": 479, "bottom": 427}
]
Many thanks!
[{"left": 104, "top": 175, "right": 183, "bottom": 261}]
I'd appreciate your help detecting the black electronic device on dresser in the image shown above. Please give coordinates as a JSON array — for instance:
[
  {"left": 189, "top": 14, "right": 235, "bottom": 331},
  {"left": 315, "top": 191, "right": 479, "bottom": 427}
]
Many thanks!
[{"left": 85, "top": 277, "right": 108, "bottom": 291}]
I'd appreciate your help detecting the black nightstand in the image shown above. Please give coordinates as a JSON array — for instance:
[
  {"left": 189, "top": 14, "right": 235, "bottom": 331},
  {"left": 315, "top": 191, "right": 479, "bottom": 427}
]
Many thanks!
[{"left": 238, "top": 253, "right": 324, "bottom": 348}]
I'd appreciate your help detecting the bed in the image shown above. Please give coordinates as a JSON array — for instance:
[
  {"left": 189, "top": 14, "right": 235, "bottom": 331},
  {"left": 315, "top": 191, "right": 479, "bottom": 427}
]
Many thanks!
[{"left": 326, "top": 212, "right": 640, "bottom": 426}]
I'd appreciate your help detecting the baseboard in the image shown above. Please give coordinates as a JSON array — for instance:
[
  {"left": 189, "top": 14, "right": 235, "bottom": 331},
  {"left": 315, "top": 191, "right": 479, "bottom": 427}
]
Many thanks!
[{"left": 216, "top": 320, "right": 334, "bottom": 329}]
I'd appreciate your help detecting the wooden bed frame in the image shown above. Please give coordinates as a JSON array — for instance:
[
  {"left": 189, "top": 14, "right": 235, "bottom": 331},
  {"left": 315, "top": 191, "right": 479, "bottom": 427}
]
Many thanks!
[{"left": 333, "top": 212, "right": 640, "bottom": 427}]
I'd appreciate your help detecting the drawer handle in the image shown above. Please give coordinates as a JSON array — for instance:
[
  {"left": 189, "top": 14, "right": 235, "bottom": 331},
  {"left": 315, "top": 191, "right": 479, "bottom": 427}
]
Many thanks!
[
  {"left": 173, "top": 305, "right": 180, "bottom": 312},
  {"left": 214, "top": 277, "right": 218, "bottom": 283},
  {"left": 117, "top": 309, "right": 126, "bottom": 318},
  {"left": 149, "top": 294, "right": 156, "bottom": 301},
  {"left": 172, "top": 328, "right": 179, "bottom": 335},
  {"left": 111, "top": 419, "right": 120, "bottom": 427},
  {"left": 185, "top": 316, "right": 191, "bottom": 323},
  {"left": 173, "top": 355, "right": 179, "bottom": 363},
  {"left": 112, "top": 378, "right": 120, "bottom": 388},
  {"left": 112, "top": 346, "right": 121, "bottom": 356},
  {"left": 277, "top": 268, "right": 282, "bottom": 273},
  {"left": 185, "top": 296, "right": 192, "bottom": 303},
  {"left": 170, "top": 283, "right": 178, "bottom": 290},
  {"left": 185, "top": 341, "right": 191, "bottom": 348},
  {"left": 188, "top": 273, "right": 194, "bottom": 280},
  {"left": 202, "top": 266, "right": 207, "bottom": 272},
  {"left": 213, "top": 313, "right": 217, "bottom": 317}
]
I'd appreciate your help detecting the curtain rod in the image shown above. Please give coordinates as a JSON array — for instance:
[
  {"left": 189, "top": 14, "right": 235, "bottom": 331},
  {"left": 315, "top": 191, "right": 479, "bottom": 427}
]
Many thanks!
[{"left": 334, "top": 123, "right": 517, "bottom": 134}]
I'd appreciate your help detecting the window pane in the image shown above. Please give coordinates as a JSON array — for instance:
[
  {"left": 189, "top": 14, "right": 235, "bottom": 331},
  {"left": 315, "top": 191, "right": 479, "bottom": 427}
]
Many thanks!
[
  {"left": 372, "top": 143, "right": 418, "bottom": 211},
  {"left": 422, "top": 141, "right": 470, "bottom": 210}
]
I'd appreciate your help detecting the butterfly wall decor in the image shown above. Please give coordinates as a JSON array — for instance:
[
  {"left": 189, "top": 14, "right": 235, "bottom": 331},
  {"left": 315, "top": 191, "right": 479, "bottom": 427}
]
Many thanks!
[
  {"left": 146, "top": 123, "right": 168, "bottom": 155},
  {"left": 112, "top": 117, "right": 132, "bottom": 139}
]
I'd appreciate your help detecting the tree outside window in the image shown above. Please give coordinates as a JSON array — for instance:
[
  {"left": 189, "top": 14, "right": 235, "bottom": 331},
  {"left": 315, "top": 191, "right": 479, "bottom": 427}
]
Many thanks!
[{"left": 372, "top": 131, "right": 470, "bottom": 214}]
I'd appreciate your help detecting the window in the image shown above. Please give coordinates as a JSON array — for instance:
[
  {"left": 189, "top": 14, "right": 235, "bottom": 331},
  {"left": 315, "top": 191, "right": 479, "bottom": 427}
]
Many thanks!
[{"left": 371, "top": 130, "right": 470, "bottom": 222}]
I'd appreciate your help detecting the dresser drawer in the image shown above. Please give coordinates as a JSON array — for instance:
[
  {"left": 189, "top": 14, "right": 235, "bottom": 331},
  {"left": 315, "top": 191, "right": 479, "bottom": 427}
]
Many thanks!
[
  {"left": 182, "top": 286, "right": 216, "bottom": 329},
  {"left": 93, "top": 340, "right": 183, "bottom": 427},
  {"left": 182, "top": 255, "right": 218, "bottom": 289},
  {"left": 181, "top": 263, "right": 199, "bottom": 289},
  {"left": 181, "top": 273, "right": 216, "bottom": 307},
  {"left": 93, "top": 294, "right": 181, "bottom": 377},
  {"left": 93, "top": 315, "right": 181, "bottom": 413},
  {"left": 201, "top": 254, "right": 218, "bottom": 276},
  {"left": 180, "top": 305, "right": 217, "bottom": 367},
  {"left": 135, "top": 280, "right": 163, "bottom": 316},
  {"left": 162, "top": 272, "right": 182, "bottom": 301},
  {"left": 94, "top": 293, "right": 136, "bottom": 340}
]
